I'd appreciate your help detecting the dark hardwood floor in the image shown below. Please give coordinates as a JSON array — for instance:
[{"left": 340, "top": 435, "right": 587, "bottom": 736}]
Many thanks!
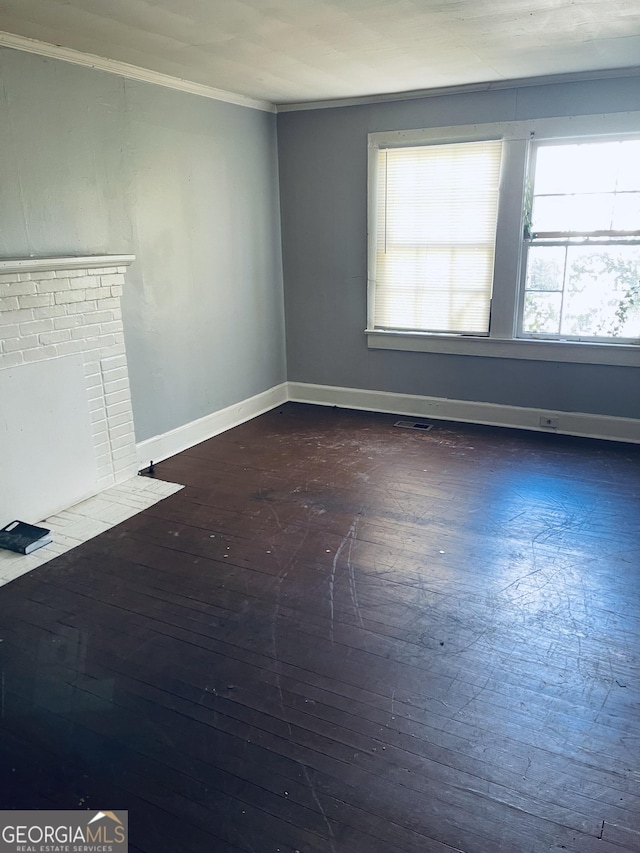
[{"left": 2, "top": 402, "right": 640, "bottom": 852}]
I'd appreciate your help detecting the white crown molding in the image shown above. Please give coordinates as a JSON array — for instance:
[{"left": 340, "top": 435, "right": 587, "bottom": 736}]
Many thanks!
[
  {"left": 0, "top": 31, "right": 275, "bottom": 113},
  {"left": 3, "top": 30, "right": 637, "bottom": 117},
  {"left": 276, "top": 65, "right": 640, "bottom": 112},
  {"left": 0, "top": 255, "right": 135, "bottom": 275},
  {"left": 287, "top": 382, "right": 640, "bottom": 445}
]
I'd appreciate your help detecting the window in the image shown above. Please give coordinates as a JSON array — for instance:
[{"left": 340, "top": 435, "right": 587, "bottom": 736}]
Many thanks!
[
  {"left": 373, "top": 139, "right": 503, "bottom": 335},
  {"left": 522, "top": 139, "right": 640, "bottom": 342},
  {"left": 367, "top": 117, "right": 640, "bottom": 365}
]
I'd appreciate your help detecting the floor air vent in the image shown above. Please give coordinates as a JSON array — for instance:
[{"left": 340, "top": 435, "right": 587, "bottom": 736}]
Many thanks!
[{"left": 394, "top": 420, "right": 434, "bottom": 431}]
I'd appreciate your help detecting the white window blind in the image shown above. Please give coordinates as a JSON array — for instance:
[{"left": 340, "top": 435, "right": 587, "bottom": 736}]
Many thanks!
[{"left": 373, "top": 139, "right": 503, "bottom": 334}]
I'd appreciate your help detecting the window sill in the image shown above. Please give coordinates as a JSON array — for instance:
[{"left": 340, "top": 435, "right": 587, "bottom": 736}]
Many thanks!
[{"left": 365, "top": 330, "right": 640, "bottom": 366}]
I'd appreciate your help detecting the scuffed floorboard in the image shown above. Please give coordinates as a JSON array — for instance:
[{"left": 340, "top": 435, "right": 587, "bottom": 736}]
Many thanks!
[{"left": 1, "top": 403, "right": 639, "bottom": 852}]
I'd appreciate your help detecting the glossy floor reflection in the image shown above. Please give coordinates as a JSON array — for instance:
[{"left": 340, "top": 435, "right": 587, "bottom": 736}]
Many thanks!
[{"left": 1, "top": 403, "right": 639, "bottom": 852}]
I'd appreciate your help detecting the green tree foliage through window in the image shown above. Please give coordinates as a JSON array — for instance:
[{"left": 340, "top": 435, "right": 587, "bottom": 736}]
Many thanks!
[{"left": 523, "top": 138, "right": 640, "bottom": 342}]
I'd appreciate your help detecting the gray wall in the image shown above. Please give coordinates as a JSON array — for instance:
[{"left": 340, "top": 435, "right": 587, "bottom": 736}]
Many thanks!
[
  {"left": 2, "top": 48, "right": 638, "bottom": 436},
  {"left": 0, "top": 48, "right": 286, "bottom": 442},
  {"left": 278, "top": 77, "right": 640, "bottom": 419}
]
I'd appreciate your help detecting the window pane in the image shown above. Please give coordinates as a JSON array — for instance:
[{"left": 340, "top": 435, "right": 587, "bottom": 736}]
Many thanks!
[
  {"left": 534, "top": 143, "right": 619, "bottom": 195},
  {"left": 562, "top": 246, "right": 640, "bottom": 338},
  {"left": 525, "top": 246, "right": 565, "bottom": 291},
  {"left": 376, "top": 246, "right": 494, "bottom": 332},
  {"left": 385, "top": 148, "right": 499, "bottom": 243},
  {"left": 532, "top": 194, "right": 615, "bottom": 233},
  {"left": 523, "top": 292, "right": 561, "bottom": 334},
  {"left": 531, "top": 139, "right": 640, "bottom": 236},
  {"left": 613, "top": 141, "right": 640, "bottom": 190},
  {"left": 523, "top": 244, "right": 640, "bottom": 339},
  {"left": 612, "top": 193, "right": 640, "bottom": 231}
]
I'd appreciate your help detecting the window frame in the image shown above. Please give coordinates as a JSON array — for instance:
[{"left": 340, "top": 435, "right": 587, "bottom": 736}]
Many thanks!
[
  {"left": 518, "top": 136, "right": 640, "bottom": 344},
  {"left": 367, "top": 114, "right": 640, "bottom": 367}
]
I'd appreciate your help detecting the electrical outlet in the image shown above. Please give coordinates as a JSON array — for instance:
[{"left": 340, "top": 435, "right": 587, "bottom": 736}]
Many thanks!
[{"left": 539, "top": 415, "right": 559, "bottom": 428}]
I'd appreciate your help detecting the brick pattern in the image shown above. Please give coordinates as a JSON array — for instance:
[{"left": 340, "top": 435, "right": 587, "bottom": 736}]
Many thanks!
[
  {"left": 0, "top": 263, "right": 137, "bottom": 489},
  {"left": 0, "top": 477, "right": 184, "bottom": 587}
]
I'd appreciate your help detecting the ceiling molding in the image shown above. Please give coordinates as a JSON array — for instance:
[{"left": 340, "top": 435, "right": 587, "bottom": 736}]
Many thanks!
[
  {"left": 276, "top": 65, "right": 640, "bottom": 113},
  {"left": 0, "top": 30, "right": 276, "bottom": 113},
  {"left": 1, "top": 28, "right": 638, "bottom": 117}
]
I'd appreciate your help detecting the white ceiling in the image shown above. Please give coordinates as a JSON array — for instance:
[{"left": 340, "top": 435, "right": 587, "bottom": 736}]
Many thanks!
[{"left": 1, "top": 0, "right": 640, "bottom": 107}]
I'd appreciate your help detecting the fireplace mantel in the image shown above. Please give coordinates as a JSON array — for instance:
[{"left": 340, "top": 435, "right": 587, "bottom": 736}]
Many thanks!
[{"left": 0, "top": 255, "right": 135, "bottom": 275}]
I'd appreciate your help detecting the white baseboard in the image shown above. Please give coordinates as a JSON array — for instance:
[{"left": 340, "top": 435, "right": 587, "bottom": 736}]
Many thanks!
[
  {"left": 136, "top": 380, "right": 639, "bottom": 468},
  {"left": 136, "top": 382, "right": 288, "bottom": 468},
  {"left": 287, "top": 382, "right": 640, "bottom": 444}
]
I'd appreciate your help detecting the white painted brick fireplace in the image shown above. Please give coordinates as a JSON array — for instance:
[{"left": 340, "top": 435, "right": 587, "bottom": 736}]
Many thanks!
[{"left": 0, "top": 255, "right": 138, "bottom": 525}]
